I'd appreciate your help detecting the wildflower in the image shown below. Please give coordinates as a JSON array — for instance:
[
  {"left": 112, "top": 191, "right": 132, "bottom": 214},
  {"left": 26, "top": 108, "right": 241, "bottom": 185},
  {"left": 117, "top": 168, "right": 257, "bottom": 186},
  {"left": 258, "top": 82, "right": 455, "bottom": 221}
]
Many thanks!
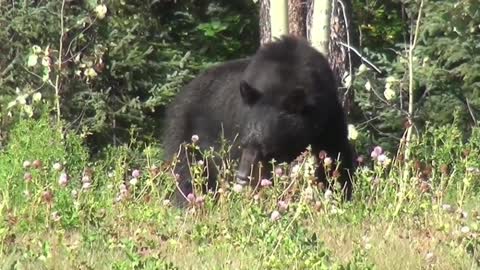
[
  {"left": 32, "top": 159, "right": 42, "bottom": 169},
  {"left": 278, "top": 200, "right": 288, "bottom": 213},
  {"left": 260, "top": 179, "right": 272, "bottom": 187},
  {"left": 82, "top": 182, "right": 92, "bottom": 189},
  {"left": 195, "top": 196, "right": 205, "bottom": 207},
  {"left": 94, "top": 4, "right": 107, "bottom": 19},
  {"left": 186, "top": 193, "right": 195, "bottom": 202},
  {"left": 24, "top": 172, "right": 32, "bottom": 182},
  {"left": 377, "top": 154, "right": 391, "bottom": 166},
  {"left": 460, "top": 226, "right": 470, "bottom": 234},
  {"left": 191, "top": 134, "right": 199, "bottom": 143},
  {"left": 107, "top": 171, "right": 115, "bottom": 178},
  {"left": 324, "top": 157, "right": 333, "bottom": 167},
  {"left": 356, "top": 155, "right": 365, "bottom": 165},
  {"left": 274, "top": 167, "right": 283, "bottom": 177},
  {"left": 253, "top": 194, "right": 260, "bottom": 201},
  {"left": 82, "top": 175, "right": 91, "bottom": 183},
  {"left": 197, "top": 160, "right": 204, "bottom": 167},
  {"left": 23, "top": 160, "right": 32, "bottom": 169},
  {"left": 42, "top": 190, "right": 53, "bottom": 204},
  {"left": 71, "top": 189, "right": 78, "bottom": 198},
  {"left": 129, "top": 177, "right": 138, "bottom": 186},
  {"left": 324, "top": 189, "right": 333, "bottom": 200},
  {"left": 232, "top": 183, "right": 243, "bottom": 193},
  {"left": 290, "top": 164, "right": 300, "bottom": 178},
  {"left": 131, "top": 169, "right": 141, "bottom": 178},
  {"left": 23, "top": 190, "right": 31, "bottom": 199},
  {"left": 318, "top": 150, "right": 328, "bottom": 160},
  {"left": 303, "top": 186, "right": 314, "bottom": 201},
  {"left": 371, "top": 146, "right": 383, "bottom": 159},
  {"left": 163, "top": 199, "right": 171, "bottom": 206},
  {"left": 52, "top": 162, "right": 63, "bottom": 171},
  {"left": 58, "top": 172, "right": 69, "bottom": 187},
  {"left": 270, "top": 210, "right": 281, "bottom": 221}
]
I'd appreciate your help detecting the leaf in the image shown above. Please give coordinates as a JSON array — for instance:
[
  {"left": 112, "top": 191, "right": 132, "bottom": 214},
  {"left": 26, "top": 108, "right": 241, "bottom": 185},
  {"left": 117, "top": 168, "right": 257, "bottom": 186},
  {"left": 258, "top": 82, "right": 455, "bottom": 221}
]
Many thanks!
[{"left": 27, "top": 54, "right": 38, "bottom": 67}]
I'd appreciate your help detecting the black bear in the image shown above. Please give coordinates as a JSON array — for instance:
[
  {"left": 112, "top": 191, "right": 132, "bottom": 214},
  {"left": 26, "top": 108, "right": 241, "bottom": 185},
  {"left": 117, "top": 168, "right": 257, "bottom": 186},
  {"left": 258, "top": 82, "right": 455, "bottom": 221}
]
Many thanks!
[{"left": 163, "top": 35, "right": 353, "bottom": 207}]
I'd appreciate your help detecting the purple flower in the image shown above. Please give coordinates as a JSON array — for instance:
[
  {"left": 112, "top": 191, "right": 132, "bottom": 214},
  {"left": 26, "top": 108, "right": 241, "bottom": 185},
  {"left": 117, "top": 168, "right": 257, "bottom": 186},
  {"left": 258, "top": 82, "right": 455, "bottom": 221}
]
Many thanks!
[
  {"left": 260, "top": 179, "right": 272, "bottom": 187},
  {"left": 131, "top": 169, "right": 141, "bottom": 178},
  {"left": 58, "top": 172, "right": 69, "bottom": 187},
  {"left": 187, "top": 193, "right": 195, "bottom": 202},
  {"left": 274, "top": 167, "right": 283, "bottom": 177},
  {"left": 278, "top": 200, "right": 288, "bottom": 213}
]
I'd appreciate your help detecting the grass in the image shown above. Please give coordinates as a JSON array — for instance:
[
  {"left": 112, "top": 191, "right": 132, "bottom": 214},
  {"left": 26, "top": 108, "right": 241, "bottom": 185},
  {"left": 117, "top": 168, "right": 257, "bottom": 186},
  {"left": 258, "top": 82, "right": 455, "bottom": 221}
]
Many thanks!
[{"left": 0, "top": 114, "right": 479, "bottom": 269}]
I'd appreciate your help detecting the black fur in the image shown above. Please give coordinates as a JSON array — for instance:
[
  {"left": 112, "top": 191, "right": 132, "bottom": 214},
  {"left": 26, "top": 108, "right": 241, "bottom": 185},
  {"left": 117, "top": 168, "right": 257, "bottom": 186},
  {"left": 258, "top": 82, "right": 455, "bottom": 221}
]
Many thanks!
[{"left": 163, "top": 36, "right": 353, "bottom": 206}]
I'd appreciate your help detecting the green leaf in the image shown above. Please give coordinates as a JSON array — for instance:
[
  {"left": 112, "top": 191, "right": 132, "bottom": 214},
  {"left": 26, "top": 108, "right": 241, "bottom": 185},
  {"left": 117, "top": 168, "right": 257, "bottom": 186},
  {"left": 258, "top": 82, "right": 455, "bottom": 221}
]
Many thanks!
[{"left": 27, "top": 54, "right": 38, "bottom": 67}]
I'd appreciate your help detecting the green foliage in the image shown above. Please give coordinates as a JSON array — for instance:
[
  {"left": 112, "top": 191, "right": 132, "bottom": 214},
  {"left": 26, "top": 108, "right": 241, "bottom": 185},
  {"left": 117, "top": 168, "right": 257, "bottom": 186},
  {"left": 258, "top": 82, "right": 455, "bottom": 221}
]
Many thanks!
[
  {"left": 0, "top": 0, "right": 259, "bottom": 152},
  {"left": 0, "top": 114, "right": 479, "bottom": 268},
  {"left": 350, "top": 0, "right": 480, "bottom": 154}
]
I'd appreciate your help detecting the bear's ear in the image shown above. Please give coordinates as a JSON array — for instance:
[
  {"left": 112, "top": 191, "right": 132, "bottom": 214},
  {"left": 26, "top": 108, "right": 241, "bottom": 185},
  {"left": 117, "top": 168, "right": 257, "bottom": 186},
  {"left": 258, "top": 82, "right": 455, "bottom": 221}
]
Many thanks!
[
  {"left": 283, "top": 89, "right": 307, "bottom": 114},
  {"left": 240, "top": 81, "right": 261, "bottom": 105}
]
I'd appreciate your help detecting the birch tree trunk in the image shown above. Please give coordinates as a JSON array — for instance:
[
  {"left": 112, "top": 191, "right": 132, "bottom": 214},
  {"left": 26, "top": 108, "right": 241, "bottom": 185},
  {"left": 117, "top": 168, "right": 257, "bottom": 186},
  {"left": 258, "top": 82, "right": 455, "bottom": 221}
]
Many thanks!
[
  {"left": 259, "top": 0, "right": 289, "bottom": 45},
  {"left": 306, "top": 0, "right": 357, "bottom": 114}
]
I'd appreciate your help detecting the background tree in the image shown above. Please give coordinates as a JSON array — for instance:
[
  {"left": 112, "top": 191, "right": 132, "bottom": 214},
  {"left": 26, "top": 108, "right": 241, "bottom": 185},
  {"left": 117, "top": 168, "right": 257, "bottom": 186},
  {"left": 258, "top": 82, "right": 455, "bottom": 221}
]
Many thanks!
[{"left": 258, "top": 0, "right": 289, "bottom": 44}]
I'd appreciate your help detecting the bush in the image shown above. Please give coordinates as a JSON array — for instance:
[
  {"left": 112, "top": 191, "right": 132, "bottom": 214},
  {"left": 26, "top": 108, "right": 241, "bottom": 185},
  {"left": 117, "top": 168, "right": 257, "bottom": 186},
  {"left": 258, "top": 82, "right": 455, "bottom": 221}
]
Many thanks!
[{"left": 0, "top": 0, "right": 259, "bottom": 152}]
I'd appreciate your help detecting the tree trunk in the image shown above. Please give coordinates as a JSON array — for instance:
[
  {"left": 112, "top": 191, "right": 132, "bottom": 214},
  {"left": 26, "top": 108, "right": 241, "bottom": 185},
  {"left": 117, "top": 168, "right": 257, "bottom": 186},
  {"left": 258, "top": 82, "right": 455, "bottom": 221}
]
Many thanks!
[
  {"left": 306, "top": 0, "right": 357, "bottom": 114},
  {"left": 307, "top": 0, "right": 332, "bottom": 56},
  {"left": 330, "top": 0, "right": 358, "bottom": 116},
  {"left": 259, "top": 0, "right": 288, "bottom": 45},
  {"left": 259, "top": 0, "right": 271, "bottom": 45},
  {"left": 288, "top": 0, "right": 307, "bottom": 37}
]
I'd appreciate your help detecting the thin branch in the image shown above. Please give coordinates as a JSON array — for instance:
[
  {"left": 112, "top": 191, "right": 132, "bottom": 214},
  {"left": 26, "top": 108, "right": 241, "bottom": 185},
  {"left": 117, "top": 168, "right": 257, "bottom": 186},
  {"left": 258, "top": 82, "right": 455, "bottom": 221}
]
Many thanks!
[
  {"left": 54, "top": 0, "right": 66, "bottom": 127},
  {"left": 337, "top": 41, "right": 382, "bottom": 73},
  {"left": 466, "top": 98, "right": 478, "bottom": 124}
]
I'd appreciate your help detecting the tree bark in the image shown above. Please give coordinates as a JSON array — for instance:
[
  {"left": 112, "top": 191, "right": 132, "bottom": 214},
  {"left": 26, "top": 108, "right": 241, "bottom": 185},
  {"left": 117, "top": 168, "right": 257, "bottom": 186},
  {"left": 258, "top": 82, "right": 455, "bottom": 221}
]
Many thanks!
[
  {"left": 288, "top": 0, "right": 307, "bottom": 37},
  {"left": 306, "top": 0, "right": 357, "bottom": 114},
  {"left": 259, "top": 0, "right": 271, "bottom": 45},
  {"left": 329, "top": 0, "right": 358, "bottom": 115}
]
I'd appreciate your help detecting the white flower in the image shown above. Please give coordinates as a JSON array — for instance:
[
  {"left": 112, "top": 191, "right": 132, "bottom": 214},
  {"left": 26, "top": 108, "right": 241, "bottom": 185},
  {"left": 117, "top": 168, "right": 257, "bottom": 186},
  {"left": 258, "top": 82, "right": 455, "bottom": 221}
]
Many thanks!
[
  {"left": 95, "top": 4, "right": 107, "bottom": 19},
  {"left": 324, "top": 189, "right": 333, "bottom": 200},
  {"left": 270, "top": 210, "right": 281, "bottom": 221},
  {"left": 460, "top": 226, "right": 470, "bottom": 234},
  {"left": 232, "top": 183, "right": 243, "bottom": 193},
  {"left": 129, "top": 177, "right": 138, "bottom": 186}
]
